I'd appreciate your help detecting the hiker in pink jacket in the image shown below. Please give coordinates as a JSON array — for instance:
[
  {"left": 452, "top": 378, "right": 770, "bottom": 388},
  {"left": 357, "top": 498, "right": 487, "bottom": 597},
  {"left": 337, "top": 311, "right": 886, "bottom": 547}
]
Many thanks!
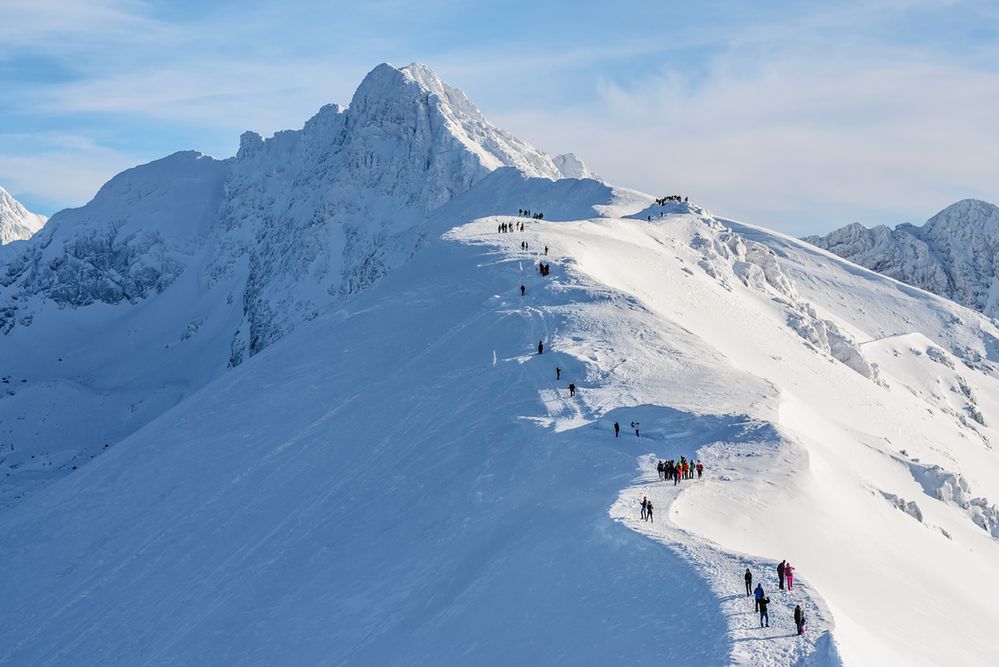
[{"left": 785, "top": 563, "right": 796, "bottom": 590}]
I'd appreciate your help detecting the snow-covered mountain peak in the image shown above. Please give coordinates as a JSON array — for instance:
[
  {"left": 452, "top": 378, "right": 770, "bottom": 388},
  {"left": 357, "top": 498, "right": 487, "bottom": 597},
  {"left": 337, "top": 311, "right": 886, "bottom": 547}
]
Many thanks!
[
  {"left": 0, "top": 61, "right": 631, "bottom": 514},
  {"left": 805, "top": 198, "right": 999, "bottom": 316},
  {"left": 924, "top": 198, "right": 999, "bottom": 234},
  {"left": 0, "top": 185, "right": 47, "bottom": 244},
  {"left": 348, "top": 62, "right": 563, "bottom": 181}
]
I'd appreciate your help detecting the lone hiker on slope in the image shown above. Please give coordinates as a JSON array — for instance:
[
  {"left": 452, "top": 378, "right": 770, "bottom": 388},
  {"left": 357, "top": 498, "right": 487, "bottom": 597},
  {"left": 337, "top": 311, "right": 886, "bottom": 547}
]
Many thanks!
[
  {"left": 614, "top": 421, "right": 620, "bottom": 437},
  {"left": 568, "top": 382, "right": 576, "bottom": 397},
  {"left": 758, "top": 592, "right": 771, "bottom": 628},
  {"left": 744, "top": 568, "right": 753, "bottom": 596},
  {"left": 538, "top": 340, "right": 544, "bottom": 355},
  {"left": 794, "top": 604, "right": 805, "bottom": 635}
]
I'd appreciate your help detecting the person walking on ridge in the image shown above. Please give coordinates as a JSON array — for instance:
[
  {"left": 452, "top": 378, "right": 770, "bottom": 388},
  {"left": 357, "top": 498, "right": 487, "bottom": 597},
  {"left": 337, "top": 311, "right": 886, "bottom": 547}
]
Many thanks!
[
  {"left": 538, "top": 340, "right": 544, "bottom": 355},
  {"left": 777, "top": 560, "right": 786, "bottom": 590},
  {"left": 639, "top": 496, "right": 648, "bottom": 521},
  {"left": 785, "top": 563, "right": 796, "bottom": 590},
  {"left": 758, "top": 593, "right": 770, "bottom": 628},
  {"left": 754, "top": 583, "right": 764, "bottom": 613},
  {"left": 744, "top": 568, "right": 753, "bottom": 596},
  {"left": 646, "top": 499, "right": 654, "bottom": 522},
  {"left": 794, "top": 604, "right": 805, "bottom": 635}
]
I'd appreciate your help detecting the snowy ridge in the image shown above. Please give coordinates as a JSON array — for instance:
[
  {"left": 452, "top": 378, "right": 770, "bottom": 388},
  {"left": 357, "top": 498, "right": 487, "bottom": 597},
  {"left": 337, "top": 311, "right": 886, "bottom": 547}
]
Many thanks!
[
  {"left": 0, "top": 185, "right": 46, "bottom": 244},
  {"left": 5, "top": 202, "right": 999, "bottom": 663},
  {"left": 804, "top": 199, "right": 999, "bottom": 316},
  {"left": 0, "top": 63, "right": 621, "bottom": 507}
]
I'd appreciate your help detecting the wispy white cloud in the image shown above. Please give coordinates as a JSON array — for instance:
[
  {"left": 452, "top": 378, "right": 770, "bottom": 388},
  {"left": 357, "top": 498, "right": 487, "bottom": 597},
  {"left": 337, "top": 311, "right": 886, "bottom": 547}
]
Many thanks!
[{"left": 495, "top": 53, "right": 999, "bottom": 232}]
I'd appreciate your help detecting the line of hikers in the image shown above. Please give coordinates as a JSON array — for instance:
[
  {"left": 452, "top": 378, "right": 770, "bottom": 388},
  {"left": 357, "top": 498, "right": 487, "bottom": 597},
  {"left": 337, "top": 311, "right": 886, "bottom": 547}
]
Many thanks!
[
  {"left": 655, "top": 195, "right": 687, "bottom": 205},
  {"left": 518, "top": 209, "right": 544, "bottom": 219},
  {"left": 499, "top": 221, "right": 524, "bottom": 233},
  {"left": 744, "top": 560, "right": 804, "bottom": 634},
  {"left": 657, "top": 457, "right": 702, "bottom": 484}
]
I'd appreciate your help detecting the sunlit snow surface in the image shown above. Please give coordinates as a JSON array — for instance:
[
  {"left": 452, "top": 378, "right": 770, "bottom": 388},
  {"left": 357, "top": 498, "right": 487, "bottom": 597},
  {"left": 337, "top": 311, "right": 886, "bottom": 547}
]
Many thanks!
[{"left": 2, "top": 198, "right": 998, "bottom": 664}]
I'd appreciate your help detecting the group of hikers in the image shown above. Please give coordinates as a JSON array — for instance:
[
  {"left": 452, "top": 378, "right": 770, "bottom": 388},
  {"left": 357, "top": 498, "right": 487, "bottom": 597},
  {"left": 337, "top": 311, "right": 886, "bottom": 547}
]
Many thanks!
[
  {"left": 655, "top": 195, "right": 687, "bottom": 205},
  {"left": 499, "top": 220, "right": 524, "bottom": 233},
  {"left": 656, "top": 457, "right": 702, "bottom": 484},
  {"left": 518, "top": 208, "right": 544, "bottom": 219},
  {"left": 745, "top": 560, "right": 805, "bottom": 635},
  {"left": 538, "top": 261, "right": 551, "bottom": 276}
]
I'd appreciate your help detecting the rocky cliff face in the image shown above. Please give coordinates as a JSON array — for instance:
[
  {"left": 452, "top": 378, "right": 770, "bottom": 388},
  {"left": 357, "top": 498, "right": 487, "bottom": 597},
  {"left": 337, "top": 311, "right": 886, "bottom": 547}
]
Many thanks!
[{"left": 805, "top": 199, "right": 999, "bottom": 316}]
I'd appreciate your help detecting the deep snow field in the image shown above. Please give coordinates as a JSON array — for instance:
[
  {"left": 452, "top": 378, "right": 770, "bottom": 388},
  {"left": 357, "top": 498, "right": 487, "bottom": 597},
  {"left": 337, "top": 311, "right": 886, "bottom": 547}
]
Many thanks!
[{"left": 3, "top": 192, "right": 999, "bottom": 665}]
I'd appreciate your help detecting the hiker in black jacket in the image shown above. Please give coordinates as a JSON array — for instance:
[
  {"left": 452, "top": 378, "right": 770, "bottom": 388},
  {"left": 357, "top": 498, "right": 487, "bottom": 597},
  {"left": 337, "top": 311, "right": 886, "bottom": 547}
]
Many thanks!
[
  {"left": 758, "top": 594, "right": 770, "bottom": 628},
  {"left": 744, "top": 568, "right": 753, "bottom": 596}
]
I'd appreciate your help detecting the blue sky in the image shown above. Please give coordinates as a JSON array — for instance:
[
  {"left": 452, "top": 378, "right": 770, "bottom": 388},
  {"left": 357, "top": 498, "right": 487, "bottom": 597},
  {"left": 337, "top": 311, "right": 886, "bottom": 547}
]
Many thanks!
[{"left": 2, "top": 0, "right": 998, "bottom": 234}]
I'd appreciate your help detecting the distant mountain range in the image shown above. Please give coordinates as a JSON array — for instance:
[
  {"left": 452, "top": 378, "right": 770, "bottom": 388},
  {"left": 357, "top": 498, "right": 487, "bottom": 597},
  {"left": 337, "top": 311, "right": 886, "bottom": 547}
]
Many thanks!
[{"left": 805, "top": 199, "right": 999, "bottom": 316}]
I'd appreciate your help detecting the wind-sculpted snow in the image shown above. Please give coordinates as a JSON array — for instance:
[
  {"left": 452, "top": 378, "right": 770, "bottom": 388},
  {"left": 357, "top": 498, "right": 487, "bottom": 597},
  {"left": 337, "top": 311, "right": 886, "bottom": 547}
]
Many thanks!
[
  {"left": 907, "top": 459, "right": 999, "bottom": 538},
  {"left": 805, "top": 199, "right": 999, "bottom": 317},
  {"left": 687, "top": 212, "right": 879, "bottom": 381},
  {"left": 0, "top": 186, "right": 46, "bottom": 245}
]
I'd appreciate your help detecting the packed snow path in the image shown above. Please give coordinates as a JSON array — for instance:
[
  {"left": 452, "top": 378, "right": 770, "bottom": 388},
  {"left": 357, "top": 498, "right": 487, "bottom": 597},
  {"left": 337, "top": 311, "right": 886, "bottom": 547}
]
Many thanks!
[
  {"left": 612, "top": 452, "right": 838, "bottom": 666},
  {"left": 460, "top": 216, "right": 841, "bottom": 665}
]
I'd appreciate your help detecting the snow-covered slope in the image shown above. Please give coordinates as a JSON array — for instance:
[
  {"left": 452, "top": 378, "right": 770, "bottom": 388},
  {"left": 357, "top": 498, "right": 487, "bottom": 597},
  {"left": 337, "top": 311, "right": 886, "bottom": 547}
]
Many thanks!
[
  {"left": 3, "top": 192, "right": 999, "bottom": 664},
  {"left": 4, "top": 62, "right": 999, "bottom": 666},
  {"left": 804, "top": 199, "right": 999, "bottom": 316},
  {"left": 0, "top": 185, "right": 46, "bottom": 244},
  {"left": 0, "top": 63, "right": 624, "bottom": 509}
]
